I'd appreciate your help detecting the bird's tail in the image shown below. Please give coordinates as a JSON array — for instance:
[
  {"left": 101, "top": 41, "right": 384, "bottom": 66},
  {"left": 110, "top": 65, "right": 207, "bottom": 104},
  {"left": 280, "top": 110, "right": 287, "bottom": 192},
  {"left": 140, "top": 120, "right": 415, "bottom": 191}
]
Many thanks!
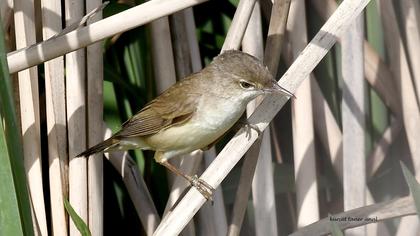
[{"left": 76, "top": 138, "right": 120, "bottom": 157}]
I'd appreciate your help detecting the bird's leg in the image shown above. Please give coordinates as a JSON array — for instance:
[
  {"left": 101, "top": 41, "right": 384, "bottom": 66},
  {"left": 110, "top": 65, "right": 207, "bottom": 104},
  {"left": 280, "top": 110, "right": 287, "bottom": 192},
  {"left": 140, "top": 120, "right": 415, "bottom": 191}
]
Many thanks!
[
  {"left": 159, "top": 160, "right": 215, "bottom": 201},
  {"left": 236, "top": 119, "right": 262, "bottom": 138}
]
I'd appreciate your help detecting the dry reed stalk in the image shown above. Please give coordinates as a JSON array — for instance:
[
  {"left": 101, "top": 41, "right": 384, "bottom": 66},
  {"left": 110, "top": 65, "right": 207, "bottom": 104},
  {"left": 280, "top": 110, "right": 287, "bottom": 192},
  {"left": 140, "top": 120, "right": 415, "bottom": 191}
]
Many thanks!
[
  {"left": 184, "top": 8, "right": 201, "bottom": 74},
  {"left": 228, "top": 3, "right": 269, "bottom": 235},
  {"left": 310, "top": 79, "right": 343, "bottom": 178},
  {"left": 367, "top": 118, "right": 402, "bottom": 179},
  {"left": 150, "top": 17, "right": 177, "bottom": 95},
  {"left": 315, "top": 67, "right": 390, "bottom": 236},
  {"left": 341, "top": 13, "right": 366, "bottom": 235},
  {"left": 380, "top": 0, "right": 420, "bottom": 234},
  {"left": 308, "top": 67, "right": 390, "bottom": 235},
  {"left": 153, "top": 0, "right": 373, "bottom": 235},
  {"left": 40, "top": 0, "right": 68, "bottom": 234},
  {"left": 311, "top": 0, "right": 404, "bottom": 179},
  {"left": 13, "top": 0, "right": 48, "bottom": 234},
  {"left": 264, "top": 0, "right": 291, "bottom": 168},
  {"left": 103, "top": 128, "right": 160, "bottom": 235},
  {"left": 163, "top": 159, "right": 199, "bottom": 236},
  {"left": 86, "top": 1, "right": 103, "bottom": 235},
  {"left": 65, "top": 0, "right": 88, "bottom": 234},
  {"left": 310, "top": 1, "right": 401, "bottom": 192},
  {"left": 7, "top": 0, "right": 209, "bottom": 73},
  {"left": 365, "top": 190, "right": 391, "bottom": 236},
  {"left": 286, "top": 28, "right": 388, "bottom": 236},
  {"left": 312, "top": 1, "right": 401, "bottom": 190},
  {"left": 196, "top": 189, "right": 218, "bottom": 236},
  {"left": 149, "top": 12, "right": 178, "bottom": 188},
  {"left": 248, "top": 2, "right": 279, "bottom": 235},
  {"left": 287, "top": 0, "right": 319, "bottom": 227},
  {"left": 287, "top": 39, "right": 388, "bottom": 186},
  {"left": 227, "top": 139, "right": 263, "bottom": 236},
  {"left": 290, "top": 196, "right": 416, "bottom": 236},
  {"left": 263, "top": 0, "right": 290, "bottom": 75},
  {"left": 221, "top": 0, "right": 257, "bottom": 52},
  {"left": 170, "top": 11, "right": 192, "bottom": 79},
  {"left": 398, "top": 0, "right": 420, "bottom": 106},
  {"left": 311, "top": 0, "right": 401, "bottom": 115},
  {"left": 203, "top": 150, "right": 228, "bottom": 235}
]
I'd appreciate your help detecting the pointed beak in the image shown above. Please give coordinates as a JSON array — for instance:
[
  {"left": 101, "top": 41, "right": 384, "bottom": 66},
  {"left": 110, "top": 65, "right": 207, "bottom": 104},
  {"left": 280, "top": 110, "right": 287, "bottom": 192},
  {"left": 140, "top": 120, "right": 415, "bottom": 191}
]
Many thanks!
[{"left": 264, "top": 79, "right": 296, "bottom": 99}]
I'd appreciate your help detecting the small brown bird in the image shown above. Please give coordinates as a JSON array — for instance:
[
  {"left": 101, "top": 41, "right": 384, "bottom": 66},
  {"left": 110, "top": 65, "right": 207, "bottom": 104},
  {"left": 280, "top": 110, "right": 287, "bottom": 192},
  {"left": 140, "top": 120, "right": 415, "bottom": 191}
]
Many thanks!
[{"left": 77, "top": 50, "right": 293, "bottom": 199}]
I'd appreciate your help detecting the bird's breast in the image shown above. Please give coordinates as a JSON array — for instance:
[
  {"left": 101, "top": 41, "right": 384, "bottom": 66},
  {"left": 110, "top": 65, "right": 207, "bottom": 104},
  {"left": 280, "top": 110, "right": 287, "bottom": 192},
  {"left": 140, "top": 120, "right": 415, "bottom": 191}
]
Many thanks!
[
  {"left": 144, "top": 96, "right": 246, "bottom": 154},
  {"left": 195, "top": 96, "right": 246, "bottom": 132}
]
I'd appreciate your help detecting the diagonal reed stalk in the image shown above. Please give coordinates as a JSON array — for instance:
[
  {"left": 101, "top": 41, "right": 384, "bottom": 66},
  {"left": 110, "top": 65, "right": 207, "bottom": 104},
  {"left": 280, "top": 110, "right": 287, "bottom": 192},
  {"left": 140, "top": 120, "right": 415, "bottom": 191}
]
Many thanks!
[{"left": 7, "top": 0, "right": 209, "bottom": 73}]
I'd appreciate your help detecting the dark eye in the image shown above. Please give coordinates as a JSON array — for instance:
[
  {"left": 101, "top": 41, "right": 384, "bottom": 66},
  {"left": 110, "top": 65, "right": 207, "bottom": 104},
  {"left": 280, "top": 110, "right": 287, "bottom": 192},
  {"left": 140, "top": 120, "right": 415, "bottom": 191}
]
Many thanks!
[{"left": 239, "top": 80, "right": 255, "bottom": 89}]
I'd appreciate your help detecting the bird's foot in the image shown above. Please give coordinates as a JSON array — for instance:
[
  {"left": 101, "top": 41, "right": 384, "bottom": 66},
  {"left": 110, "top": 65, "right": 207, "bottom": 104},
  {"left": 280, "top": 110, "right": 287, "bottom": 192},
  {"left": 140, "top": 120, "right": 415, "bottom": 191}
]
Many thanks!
[
  {"left": 188, "top": 175, "right": 215, "bottom": 201},
  {"left": 241, "top": 120, "right": 262, "bottom": 139}
]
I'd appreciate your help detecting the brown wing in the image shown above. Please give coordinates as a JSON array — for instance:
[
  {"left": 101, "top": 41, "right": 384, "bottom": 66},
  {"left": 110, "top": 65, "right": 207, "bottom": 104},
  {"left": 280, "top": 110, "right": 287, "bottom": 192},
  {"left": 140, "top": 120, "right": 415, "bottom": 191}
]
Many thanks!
[{"left": 115, "top": 79, "right": 201, "bottom": 138}]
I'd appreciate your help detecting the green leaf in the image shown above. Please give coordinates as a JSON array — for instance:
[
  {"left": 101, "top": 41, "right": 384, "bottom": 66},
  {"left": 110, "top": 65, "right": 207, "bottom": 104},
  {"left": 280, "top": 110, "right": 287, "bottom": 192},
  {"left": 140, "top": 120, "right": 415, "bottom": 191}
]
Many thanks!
[
  {"left": 64, "top": 198, "right": 92, "bottom": 236},
  {"left": 0, "top": 17, "right": 34, "bottom": 236},
  {"left": 329, "top": 215, "right": 344, "bottom": 236},
  {"left": 400, "top": 162, "right": 420, "bottom": 218}
]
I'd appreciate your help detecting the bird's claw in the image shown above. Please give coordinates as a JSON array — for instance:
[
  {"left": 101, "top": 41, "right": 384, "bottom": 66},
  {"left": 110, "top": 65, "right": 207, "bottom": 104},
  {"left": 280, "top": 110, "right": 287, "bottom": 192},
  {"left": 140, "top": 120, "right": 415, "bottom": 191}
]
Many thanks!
[
  {"left": 189, "top": 175, "right": 215, "bottom": 202},
  {"left": 243, "top": 122, "right": 262, "bottom": 139}
]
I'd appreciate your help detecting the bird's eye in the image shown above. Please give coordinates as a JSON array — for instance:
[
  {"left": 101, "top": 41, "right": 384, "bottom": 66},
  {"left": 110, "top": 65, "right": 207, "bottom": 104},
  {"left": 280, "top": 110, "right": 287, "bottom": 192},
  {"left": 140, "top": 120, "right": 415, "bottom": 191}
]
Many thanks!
[{"left": 239, "top": 80, "right": 255, "bottom": 89}]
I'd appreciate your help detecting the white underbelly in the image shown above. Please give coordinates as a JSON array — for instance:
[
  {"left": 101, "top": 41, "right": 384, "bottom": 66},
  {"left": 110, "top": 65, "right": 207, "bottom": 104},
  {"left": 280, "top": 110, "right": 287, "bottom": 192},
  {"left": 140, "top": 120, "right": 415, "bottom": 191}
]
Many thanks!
[{"left": 145, "top": 97, "right": 246, "bottom": 153}]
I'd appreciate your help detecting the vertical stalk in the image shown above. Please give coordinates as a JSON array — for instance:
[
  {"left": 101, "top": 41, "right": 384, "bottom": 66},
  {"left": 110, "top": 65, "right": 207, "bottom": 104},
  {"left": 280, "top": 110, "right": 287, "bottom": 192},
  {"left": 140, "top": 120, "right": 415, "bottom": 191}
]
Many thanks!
[
  {"left": 341, "top": 13, "right": 366, "bottom": 236},
  {"left": 86, "top": 1, "right": 103, "bottom": 235},
  {"left": 41, "top": 0, "right": 69, "bottom": 234},
  {"left": 13, "top": 0, "right": 48, "bottom": 234},
  {"left": 65, "top": 0, "right": 88, "bottom": 234},
  {"left": 288, "top": 0, "right": 319, "bottom": 227}
]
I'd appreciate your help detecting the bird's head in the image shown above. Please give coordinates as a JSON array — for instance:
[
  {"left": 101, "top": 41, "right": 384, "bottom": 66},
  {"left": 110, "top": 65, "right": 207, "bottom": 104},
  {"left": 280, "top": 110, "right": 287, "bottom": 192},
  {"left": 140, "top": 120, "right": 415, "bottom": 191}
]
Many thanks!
[{"left": 208, "top": 50, "right": 294, "bottom": 102}]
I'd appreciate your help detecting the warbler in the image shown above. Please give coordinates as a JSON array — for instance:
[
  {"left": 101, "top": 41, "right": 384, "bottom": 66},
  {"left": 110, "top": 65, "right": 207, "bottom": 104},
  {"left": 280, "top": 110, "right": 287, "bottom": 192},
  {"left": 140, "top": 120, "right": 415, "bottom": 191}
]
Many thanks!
[{"left": 77, "top": 50, "right": 294, "bottom": 199}]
